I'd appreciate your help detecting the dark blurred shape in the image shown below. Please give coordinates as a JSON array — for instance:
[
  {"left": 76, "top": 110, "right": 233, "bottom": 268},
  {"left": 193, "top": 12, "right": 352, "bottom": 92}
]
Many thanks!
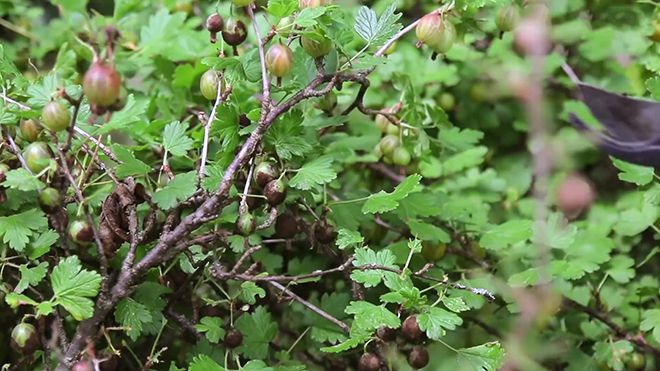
[{"left": 568, "top": 82, "right": 660, "bottom": 167}]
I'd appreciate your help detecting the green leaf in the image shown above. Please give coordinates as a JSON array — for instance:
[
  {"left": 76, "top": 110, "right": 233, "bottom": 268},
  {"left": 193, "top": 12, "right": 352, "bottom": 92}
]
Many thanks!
[
  {"left": 115, "top": 298, "right": 152, "bottom": 341},
  {"left": 265, "top": 113, "right": 314, "bottom": 160},
  {"left": 611, "top": 158, "right": 655, "bottom": 186},
  {"left": 354, "top": 4, "right": 402, "bottom": 47},
  {"left": 1, "top": 169, "right": 45, "bottom": 191},
  {"left": 289, "top": 155, "right": 337, "bottom": 190},
  {"left": 310, "top": 292, "right": 350, "bottom": 344},
  {"left": 163, "top": 121, "right": 193, "bottom": 157},
  {"left": 0, "top": 209, "right": 48, "bottom": 251},
  {"left": 456, "top": 342, "right": 506, "bottom": 371},
  {"left": 51, "top": 256, "right": 102, "bottom": 320},
  {"left": 480, "top": 220, "right": 533, "bottom": 251},
  {"left": 442, "top": 297, "right": 470, "bottom": 313},
  {"left": 594, "top": 340, "right": 633, "bottom": 370},
  {"left": 640, "top": 309, "right": 660, "bottom": 343},
  {"left": 345, "top": 300, "right": 400, "bottom": 334},
  {"left": 27, "top": 73, "right": 58, "bottom": 107},
  {"left": 5, "top": 292, "right": 38, "bottom": 308},
  {"left": 15, "top": 262, "right": 48, "bottom": 294},
  {"left": 350, "top": 247, "right": 397, "bottom": 287},
  {"left": 235, "top": 307, "right": 278, "bottom": 359},
  {"left": 188, "top": 355, "right": 224, "bottom": 371},
  {"left": 606, "top": 255, "right": 635, "bottom": 283},
  {"left": 195, "top": 317, "right": 225, "bottom": 344},
  {"left": 113, "top": 145, "right": 151, "bottom": 178},
  {"left": 362, "top": 174, "right": 422, "bottom": 214},
  {"left": 267, "top": 0, "right": 298, "bottom": 18},
  {"left": 335, "top": 229, "right": 363, "bottom": 250},
  {"left": 27, "top": 230, "right": 59, "bottom": 259},
  {"left": 417, "top": 306, "right": 463, "bottom": 339},
  {"left": 51, "top": 0, "right": 88, "bottom": 13},
  {"left": 153, "top": 171, "right": 197, "bottom": 209},
  {"left": 98, "top": 95, "right": 148, "bottom": 133},
  {"left": 238, "top": 281, "right": 266, "bottom": 305},
  {"left": 407, "top": 220, "right": 451, "bottom": 243},
  {"left": 442, "top": 146, "right": 488, "bottom": 175}
]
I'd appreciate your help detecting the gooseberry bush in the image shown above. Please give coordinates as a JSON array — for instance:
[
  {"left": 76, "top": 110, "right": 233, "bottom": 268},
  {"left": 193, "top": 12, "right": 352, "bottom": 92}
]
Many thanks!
[{"left": 0, "top": 0, "right": 659, "bottom": 370}]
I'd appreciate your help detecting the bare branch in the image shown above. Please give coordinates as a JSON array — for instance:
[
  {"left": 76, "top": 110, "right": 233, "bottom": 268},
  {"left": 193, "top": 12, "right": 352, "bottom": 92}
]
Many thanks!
[{"left": 269, "top": 281, "right": 350, "bottom": 333}]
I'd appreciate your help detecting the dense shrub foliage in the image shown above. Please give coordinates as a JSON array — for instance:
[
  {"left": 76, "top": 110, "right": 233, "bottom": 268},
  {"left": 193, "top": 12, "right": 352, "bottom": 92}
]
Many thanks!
[{"left": 0, "top": 0, "right": 659, "bottom": 370}]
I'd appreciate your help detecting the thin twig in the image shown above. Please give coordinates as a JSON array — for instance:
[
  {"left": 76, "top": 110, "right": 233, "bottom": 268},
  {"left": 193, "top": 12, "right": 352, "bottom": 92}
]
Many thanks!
[
  {"left": 198, "top": 76, "right": 230, "bottom": 183},
  {"left": 269, "top": 281, "right": 350, "bottom": 333},
  {"left": 247, "top": 4, "right": 271, "bottom": 109}
]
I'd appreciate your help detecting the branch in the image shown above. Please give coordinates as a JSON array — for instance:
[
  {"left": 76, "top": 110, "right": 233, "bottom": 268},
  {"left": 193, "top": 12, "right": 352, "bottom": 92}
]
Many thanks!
[
  {"left": 269, "top": 281, "right": 350, "bottom": 333},
  {"left": 198, "top": 78, "right": 231, "bottom": 182},
  {"left": 247, "top": 4, "right": 271, "bottom": 109},
  {"left": 564, "top": 299, "right": 660, "bottom": 357}
]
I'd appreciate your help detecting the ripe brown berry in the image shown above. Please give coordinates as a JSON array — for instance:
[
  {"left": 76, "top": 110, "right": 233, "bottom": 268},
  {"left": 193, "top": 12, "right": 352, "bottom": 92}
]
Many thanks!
[
  {"left": 402, "top": 315, "right": 424, "bottom": 343},
  {"left": 223, "top": 328, "right": 243, "bottom": 348},
  {"left": 222, "top": 18, "right": 248, "bottom": 46},
  {"left": 42, "top": 101, "right": 71, "bottom": 132},
  {"left": 83, "top": 61, "right": 122, "bottom": 107},
  {"left": 10, "top": 323, "right": 40, "bottom": 355},
  {"left": 238, "top": 114, "right": 251, "bottom": 126},
  {"left": 376, "top": 326, "right": 397, "bottom": 342},
  {"left": 407, "top": 345, "right": 430, "bottom": 369},
  {"left": 556, "top": 173, "right": 594, "bottom": 218},
  {"left": 313, "top": 220, "right": 337, "bottom": 244},
  {"left": 264, "top": 178, "right": 287, "bottom": 206},
  {"left": 20, "top": 119, "right": 42, "bottom": 142},
  {"left": 266, "top": 43, "right": 294, "bottom": 78},
  {"left": 69, "top": 219, "right": 94, "bottom": 245},
  {"left": 357, "top": 352, "right": 381, "bottom": 371},
  {"left": 275, "top": 212, "right": 298, "bottom": 238},
  {"left": 254, "top": 161, "right": 279, "bottom": 187},
  {"left": 0, "top": 163, "right": 9, "bottom": 183},
  {"left": 71, "top": 360, "right": 93, "bottom": 371},
  {"left": 206, "top": 13, "right": 224, "bottom": 43},
  {"left": 206, "top": 13, "right": 223, "bottom": 33}
]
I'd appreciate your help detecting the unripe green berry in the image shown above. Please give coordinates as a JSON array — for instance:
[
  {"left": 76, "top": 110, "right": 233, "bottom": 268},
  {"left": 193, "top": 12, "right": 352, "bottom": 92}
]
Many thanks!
[
  {"left": 39, "top": 187, "right": 63, "bottom": 213},
  {"left": 421, "top": 241, "right": 446, "bottom": 262},
  {"left": 236, "top": 212, "right": 256, "bottom": 236},
  {"left": 23, "top": 141, "right": 52, "bottom": 174},
  {"left": 42, "top": 101, "right": 71, "bottom": 132},
  {"left": 11, "top": 323, "right": 40, "bottom": 354},
  {"left": 200, "top": 70, "right": 221, "bottom": 100},
  {"left": 496, "top": 4, "right": 520, "bottom": 32},
  {"left": 20, "top": 119, "right": 42, "bottom": 142},
  {"left": 300, "top": 33, "right": 333, "bottom": 58},
  {"left": 276, "top": 16, "right": 295, "bottom": 37},
  {"left": 266, "top": 43, "right": 294, "bottom": 78},
  {"left": 392, "top": 146, "right": 411, "bottom": 166},
  {"left": 379, "top": 134, "right": 400, "bottom": 156}
]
